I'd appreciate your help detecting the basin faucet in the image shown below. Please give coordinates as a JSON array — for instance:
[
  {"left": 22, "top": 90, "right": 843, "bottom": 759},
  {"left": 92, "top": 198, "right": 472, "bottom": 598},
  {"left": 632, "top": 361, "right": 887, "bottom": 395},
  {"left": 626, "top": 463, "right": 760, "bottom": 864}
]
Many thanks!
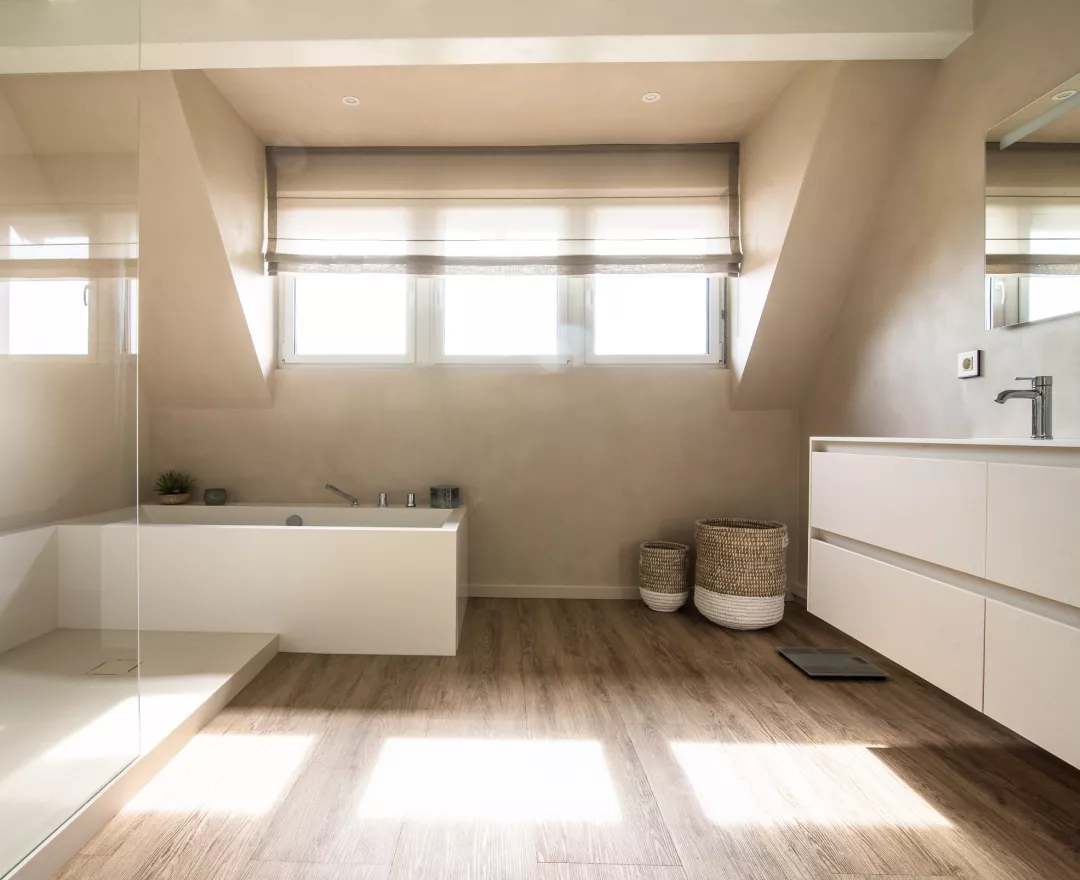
[
  {"left": 995, "top": 376, "right": 1053, "bottom": 440},
  {"left": 325, "top": 484, "right": 359, "bottom": 507}
]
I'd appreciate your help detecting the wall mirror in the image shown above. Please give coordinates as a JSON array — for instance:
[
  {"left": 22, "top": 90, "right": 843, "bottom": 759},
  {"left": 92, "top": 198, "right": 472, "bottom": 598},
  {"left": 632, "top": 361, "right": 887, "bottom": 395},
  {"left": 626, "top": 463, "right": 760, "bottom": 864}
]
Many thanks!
[{"left": 985, "top": 72, "right": 1080, "bottom": 328}]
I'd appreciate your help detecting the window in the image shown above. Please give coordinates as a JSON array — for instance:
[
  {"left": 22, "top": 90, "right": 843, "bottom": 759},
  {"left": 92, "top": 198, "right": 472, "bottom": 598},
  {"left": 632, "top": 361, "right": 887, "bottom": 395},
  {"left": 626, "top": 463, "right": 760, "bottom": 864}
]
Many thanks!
[
  {"left": 1020, "top": 275, "right": 1080, "bottom": 323},
  {"left": 281, "top": 274, "right": 414, "bottom": 364},
  {"left": 587, "top": 274, "right": 720, "bottom": 364},
  {"left": 0, "top": 278, "right": 90, "bottom": 356},
  {"left": 436, "top": 276, "right": 562, "bottom": 363},
  {"left": 278, "top": 273, "right": 725, "bottom": 367}
]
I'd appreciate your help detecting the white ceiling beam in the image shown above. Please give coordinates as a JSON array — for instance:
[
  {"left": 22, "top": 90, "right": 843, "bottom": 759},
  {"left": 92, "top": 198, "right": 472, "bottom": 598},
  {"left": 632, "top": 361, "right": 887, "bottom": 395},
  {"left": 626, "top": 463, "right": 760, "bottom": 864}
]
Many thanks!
[
  {"left": 0, "top": 0, "right": 972, "bottom": 74},
  {"left": 140, "top": 32, "right": 971, "bottom": 72}
]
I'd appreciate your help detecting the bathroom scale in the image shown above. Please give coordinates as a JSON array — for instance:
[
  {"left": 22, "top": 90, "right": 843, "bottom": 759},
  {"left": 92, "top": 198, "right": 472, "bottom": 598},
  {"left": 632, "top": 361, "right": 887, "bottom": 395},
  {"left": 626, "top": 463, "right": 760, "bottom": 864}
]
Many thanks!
[{"left": 777, "top": 646, "right": 889, "bottom": 680}]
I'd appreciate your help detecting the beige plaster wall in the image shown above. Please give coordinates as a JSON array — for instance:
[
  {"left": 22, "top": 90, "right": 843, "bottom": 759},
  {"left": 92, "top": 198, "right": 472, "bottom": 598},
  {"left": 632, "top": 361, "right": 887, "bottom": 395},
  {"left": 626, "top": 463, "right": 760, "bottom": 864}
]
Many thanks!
[
  {"left": 735, "top": 61, "right": 937, "bottom": 410},
  {"left": 147, "top": 368, "right": 799, "bottom": 589},
  {"left": 0, "top": 73, "right": 138, "bottom": 532},
  {"left": 799, "top": 0, "right": 1080, "bottom": 583},
  {"left": 733, "top": 64, "right": 837, "bottom": 383},
  {"left": 138, "top": 71, "right": 272, "bottom": 409},
  {"left": 173, "top": 70, "right": 275, "bottom": 380},
  {"left": 0, "top": 355, "right": 136, "bottom": 532}
]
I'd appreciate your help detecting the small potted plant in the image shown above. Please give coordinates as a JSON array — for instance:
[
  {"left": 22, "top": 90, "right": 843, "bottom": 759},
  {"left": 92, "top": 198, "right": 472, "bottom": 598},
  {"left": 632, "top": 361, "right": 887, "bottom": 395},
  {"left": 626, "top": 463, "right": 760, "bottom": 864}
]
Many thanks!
[{"left": 154, "top": 469, "right": 196, "bottom": 505}]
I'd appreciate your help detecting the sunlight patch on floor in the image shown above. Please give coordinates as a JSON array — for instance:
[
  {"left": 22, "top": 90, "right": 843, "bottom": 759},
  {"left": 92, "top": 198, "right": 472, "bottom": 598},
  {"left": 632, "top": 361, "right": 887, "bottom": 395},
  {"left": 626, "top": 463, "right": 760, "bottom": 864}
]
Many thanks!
[
  {"left": 358, "top": 738, "right": 622, "bottom": 822},
  {"left": 125, "top": 733, "right": 314, "bottom": 815},
  {"left": 670, "top": 742, "right": 950, "bottom": 828}
]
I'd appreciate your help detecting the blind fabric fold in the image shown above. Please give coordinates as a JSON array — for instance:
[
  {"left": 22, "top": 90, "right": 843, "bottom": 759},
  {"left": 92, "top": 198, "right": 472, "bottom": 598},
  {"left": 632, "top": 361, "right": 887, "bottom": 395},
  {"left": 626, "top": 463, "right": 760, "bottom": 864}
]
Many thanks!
[
  {"left": 0, "top": 154, "right": 139, "bottom": 281},
  {"left": 266, "top": 145, "right": 740, "bottom": 276}
]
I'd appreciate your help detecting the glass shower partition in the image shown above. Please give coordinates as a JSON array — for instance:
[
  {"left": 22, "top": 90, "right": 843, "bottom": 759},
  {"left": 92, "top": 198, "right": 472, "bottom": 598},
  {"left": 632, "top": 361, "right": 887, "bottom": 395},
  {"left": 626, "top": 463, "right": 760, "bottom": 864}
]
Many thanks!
[{"left": 0, "top": 2, "right": 141, "bottom": 876}]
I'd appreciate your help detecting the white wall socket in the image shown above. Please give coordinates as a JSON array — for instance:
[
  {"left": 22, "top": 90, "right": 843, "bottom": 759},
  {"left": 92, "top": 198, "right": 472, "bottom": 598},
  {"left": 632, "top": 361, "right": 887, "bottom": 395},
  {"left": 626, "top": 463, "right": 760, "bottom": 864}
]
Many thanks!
[{"left": 957, "top": 350, "right": 981, "bottom": 379}]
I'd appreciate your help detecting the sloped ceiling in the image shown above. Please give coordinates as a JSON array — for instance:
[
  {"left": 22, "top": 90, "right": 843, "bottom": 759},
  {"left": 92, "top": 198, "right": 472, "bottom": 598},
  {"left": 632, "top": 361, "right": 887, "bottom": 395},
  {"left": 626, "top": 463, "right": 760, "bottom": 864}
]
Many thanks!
[
  {"left": 985, "top": 71, "right": 1080, "bottom": 143},
  {"left": 206, "top": 62, "right": 804, "bottom": 147},
  {"left": 139, "top": 71, "right": 272, "bottom": 409},
  {"left": 732, "top": 60, "right": 937, "bottom": 410}
]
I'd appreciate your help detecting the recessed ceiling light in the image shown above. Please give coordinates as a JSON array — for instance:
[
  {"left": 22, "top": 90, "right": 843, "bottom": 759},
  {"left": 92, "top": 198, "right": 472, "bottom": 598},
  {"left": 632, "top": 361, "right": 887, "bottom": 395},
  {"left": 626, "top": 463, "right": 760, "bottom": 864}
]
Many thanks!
[
  {"left": 341, "top": 95, "right": 361, "bottom": 106},
  {"left": 1051, "top": 90, "right": 1077, "bottom": 101},
  {"left": 641, "top": 92, "right": 662, "bottom": 104}
]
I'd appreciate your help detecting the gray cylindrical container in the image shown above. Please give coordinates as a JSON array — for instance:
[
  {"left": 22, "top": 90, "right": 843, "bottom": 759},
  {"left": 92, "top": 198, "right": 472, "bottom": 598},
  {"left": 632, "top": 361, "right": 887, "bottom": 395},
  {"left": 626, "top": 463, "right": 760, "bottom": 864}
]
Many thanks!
[{"left": 430, "top": 485, "right": 460, "bottom": 509}]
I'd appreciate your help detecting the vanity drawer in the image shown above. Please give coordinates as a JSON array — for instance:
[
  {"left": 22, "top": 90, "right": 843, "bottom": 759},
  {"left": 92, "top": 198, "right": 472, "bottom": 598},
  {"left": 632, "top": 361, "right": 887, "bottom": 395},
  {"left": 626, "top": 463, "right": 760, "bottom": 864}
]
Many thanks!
[
  {"left": 986, "top": 463, "right": 1080, "bottom": 609},
  {"left": 809, "top": 540, "right": 985, "bottom": 708},
  {"left": 984, "top": 600, "right": 1080, "bottom": 769},
  {"left": 810, "top": 452, "right": 987, "bottom": 576}
]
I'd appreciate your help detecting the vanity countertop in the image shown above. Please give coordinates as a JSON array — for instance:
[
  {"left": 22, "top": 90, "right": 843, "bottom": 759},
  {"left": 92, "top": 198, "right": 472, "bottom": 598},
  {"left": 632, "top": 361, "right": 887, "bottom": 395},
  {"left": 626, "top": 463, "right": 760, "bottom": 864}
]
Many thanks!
[{"left": 811, "top": 436, "right": 1080, "bottom": 448}]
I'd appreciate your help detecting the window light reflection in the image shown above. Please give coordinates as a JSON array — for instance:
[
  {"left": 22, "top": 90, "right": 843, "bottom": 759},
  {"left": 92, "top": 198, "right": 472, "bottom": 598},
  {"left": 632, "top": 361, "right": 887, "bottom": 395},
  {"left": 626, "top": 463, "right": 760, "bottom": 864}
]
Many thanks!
[
  {"left": 670, "top": 742, "right": 950, "bottom": 828},
  {"left": 358, "top": 737, "right": 621, "bottom": 822}
]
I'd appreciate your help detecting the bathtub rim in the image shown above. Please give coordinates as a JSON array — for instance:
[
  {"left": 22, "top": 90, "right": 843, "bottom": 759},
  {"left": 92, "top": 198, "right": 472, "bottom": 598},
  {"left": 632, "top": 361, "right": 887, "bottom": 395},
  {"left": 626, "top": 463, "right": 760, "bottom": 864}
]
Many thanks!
[{"left": 136, "top": 503, "right": 467, "bottom": 532}]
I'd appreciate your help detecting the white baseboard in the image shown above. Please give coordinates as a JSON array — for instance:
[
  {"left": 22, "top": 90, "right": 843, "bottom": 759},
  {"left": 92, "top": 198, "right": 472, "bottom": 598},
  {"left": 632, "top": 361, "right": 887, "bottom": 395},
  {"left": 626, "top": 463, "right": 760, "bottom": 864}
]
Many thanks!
[
  {"left": 469, "top": 584, "right": 639, "bottom": 600},
  {"left": 471, "top": 583, "right": 807, "bottom": 604}
]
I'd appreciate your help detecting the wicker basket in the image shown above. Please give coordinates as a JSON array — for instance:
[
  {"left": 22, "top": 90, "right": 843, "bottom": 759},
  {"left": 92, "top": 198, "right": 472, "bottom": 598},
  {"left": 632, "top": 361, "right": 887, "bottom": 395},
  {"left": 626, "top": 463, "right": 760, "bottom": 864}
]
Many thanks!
[
  {"left": 693, "top": 518, "right": 788, "bottom": 629},
  {"left": 638, "top": 541, "right": 690, "bottom": 612}
]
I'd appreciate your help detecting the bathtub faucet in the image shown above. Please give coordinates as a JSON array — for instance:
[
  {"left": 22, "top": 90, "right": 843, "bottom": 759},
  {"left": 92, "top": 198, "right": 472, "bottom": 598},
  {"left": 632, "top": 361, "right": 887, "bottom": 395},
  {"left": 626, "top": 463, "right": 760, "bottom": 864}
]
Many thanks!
[{"left": 325, "top": 484, "right": 359, "bottom": 507}]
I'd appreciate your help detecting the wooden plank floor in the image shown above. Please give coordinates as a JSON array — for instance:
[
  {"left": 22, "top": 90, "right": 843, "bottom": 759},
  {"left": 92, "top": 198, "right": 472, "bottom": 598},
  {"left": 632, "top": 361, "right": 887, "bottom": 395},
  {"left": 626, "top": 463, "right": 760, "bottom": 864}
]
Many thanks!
[{"left": 58, "top": 600, "right": 1080, "bottom": 880}]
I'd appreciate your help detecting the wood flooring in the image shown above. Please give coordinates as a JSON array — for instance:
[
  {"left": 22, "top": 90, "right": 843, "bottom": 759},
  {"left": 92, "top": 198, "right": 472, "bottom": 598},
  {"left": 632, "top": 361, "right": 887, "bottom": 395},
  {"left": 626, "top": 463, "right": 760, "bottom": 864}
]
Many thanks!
[{"left": 57, "top": 600, "right": 1080, "bottom": 880}]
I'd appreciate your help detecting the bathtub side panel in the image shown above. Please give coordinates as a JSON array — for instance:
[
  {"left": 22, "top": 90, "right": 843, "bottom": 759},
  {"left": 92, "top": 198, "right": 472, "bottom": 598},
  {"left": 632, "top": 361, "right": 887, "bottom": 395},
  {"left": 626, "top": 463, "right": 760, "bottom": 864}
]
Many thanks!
[
  {"left": 139, "top": 526, "right": 459, "bottom": 655},
  {"left": 456, "top": 511, "right": 469, "bottom": 650}
]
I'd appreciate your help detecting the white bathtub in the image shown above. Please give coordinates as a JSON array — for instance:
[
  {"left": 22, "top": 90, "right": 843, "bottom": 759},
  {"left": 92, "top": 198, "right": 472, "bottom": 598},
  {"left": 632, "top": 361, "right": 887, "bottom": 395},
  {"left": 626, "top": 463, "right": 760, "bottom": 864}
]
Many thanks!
[{"left": 135, "top": 504, "right": 468, "bottom": 655}]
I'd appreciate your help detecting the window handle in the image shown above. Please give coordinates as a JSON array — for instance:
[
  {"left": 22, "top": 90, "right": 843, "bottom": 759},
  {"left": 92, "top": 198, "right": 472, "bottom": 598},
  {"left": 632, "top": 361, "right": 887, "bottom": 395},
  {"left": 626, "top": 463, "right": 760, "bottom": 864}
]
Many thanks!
[{"left": 83, "top": 284, "right": 89, "bottom": 307}]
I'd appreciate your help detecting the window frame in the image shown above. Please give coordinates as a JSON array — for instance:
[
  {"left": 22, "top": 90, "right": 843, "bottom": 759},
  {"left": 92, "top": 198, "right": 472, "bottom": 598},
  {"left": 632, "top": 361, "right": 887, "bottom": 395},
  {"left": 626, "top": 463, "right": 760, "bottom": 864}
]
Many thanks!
[
  {"left": 279, "top": 273, "right": 417, "bottom": 366},
  {"left": 122, "top": 278, "right": 138, "bottom": 356},
  {"left": 277, "top": 273, "right": 727, "bottom": 369},
  {"left": 584, "top": 274, "right": 725, "bottom": 366}
]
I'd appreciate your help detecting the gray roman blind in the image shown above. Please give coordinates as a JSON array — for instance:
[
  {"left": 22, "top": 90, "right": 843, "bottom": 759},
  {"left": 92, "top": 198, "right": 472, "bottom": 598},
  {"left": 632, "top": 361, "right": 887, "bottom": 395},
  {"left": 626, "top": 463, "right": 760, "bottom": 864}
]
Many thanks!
[
  {"left": 266, "top": 144, "right": 740, "bottom": 276},
  {"left": 986, "top": 143, "right": 1080, "bottom": 275}
]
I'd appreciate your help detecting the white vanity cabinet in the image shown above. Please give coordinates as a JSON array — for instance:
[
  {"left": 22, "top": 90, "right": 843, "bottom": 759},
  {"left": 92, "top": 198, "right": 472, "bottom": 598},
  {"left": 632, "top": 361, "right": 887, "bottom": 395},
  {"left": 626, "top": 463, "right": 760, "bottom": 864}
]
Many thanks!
[
  {"left": 984, "top": 600, "right": 1080, "bottom": 769},
  {"left": 985, "top": 463, "right": 1080, "bottom": 608},
  {"left": 809, "top": 541, "right": 986, "bottom": 708},
  {"left": 810, "top": 452, "right": 987, "bottom": 576},
  {"left": 808, "top": 437, "right": 1080, "bottom": 769}
]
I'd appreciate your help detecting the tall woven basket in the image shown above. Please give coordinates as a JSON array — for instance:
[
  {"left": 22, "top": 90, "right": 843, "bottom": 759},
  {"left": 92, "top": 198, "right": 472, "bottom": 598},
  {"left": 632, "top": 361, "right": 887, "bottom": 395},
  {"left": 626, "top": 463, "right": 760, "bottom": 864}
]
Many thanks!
[
  {"left": 638, "top": 541, "right": 690, "bottom": 612},
  {"left": 694, "top": 518, "right": 788, "bottom": 630}
]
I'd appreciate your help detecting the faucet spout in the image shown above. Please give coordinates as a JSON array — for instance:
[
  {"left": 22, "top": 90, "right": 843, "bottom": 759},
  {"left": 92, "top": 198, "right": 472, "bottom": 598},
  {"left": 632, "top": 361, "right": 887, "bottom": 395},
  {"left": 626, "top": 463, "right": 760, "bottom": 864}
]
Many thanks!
[
  {"left": 994, "top": 376, "right": 1052, "bottom": 440},
  {"left": 325, "top": 484, "right": 360, "bottom": 507},
  {"left": 995, "top": 389, "right": 1038, "bottom": 404}
]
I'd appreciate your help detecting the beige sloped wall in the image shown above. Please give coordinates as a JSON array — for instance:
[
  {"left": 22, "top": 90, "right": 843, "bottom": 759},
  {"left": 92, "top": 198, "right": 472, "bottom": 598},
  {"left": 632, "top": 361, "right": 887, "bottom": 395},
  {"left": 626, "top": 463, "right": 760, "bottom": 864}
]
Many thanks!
[
  {"left": 735, "top": 60, "right": 937, "bottom": 410},
  {"left": 799, "top": 0, "right": 1080, "bottom": 585},
  {"left": 173, "top": 70, "right": 275, "bottom": 381},
  {"left": 138, "top": 71, "right": 272, "bottom": 410},
  {"left": 148, "top": 368, "right": 799, "bottom": 589}
]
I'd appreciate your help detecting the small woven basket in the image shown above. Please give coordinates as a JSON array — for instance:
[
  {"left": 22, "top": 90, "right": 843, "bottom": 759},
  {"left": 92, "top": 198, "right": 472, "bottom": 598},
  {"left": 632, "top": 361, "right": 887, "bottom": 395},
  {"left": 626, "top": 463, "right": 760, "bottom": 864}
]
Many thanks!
[
  {"left": 693, "top": 518, "right": 788, "bottom": 629},
  {"left": 638, "top": 541, "right": 690, "bottom": 612}
]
